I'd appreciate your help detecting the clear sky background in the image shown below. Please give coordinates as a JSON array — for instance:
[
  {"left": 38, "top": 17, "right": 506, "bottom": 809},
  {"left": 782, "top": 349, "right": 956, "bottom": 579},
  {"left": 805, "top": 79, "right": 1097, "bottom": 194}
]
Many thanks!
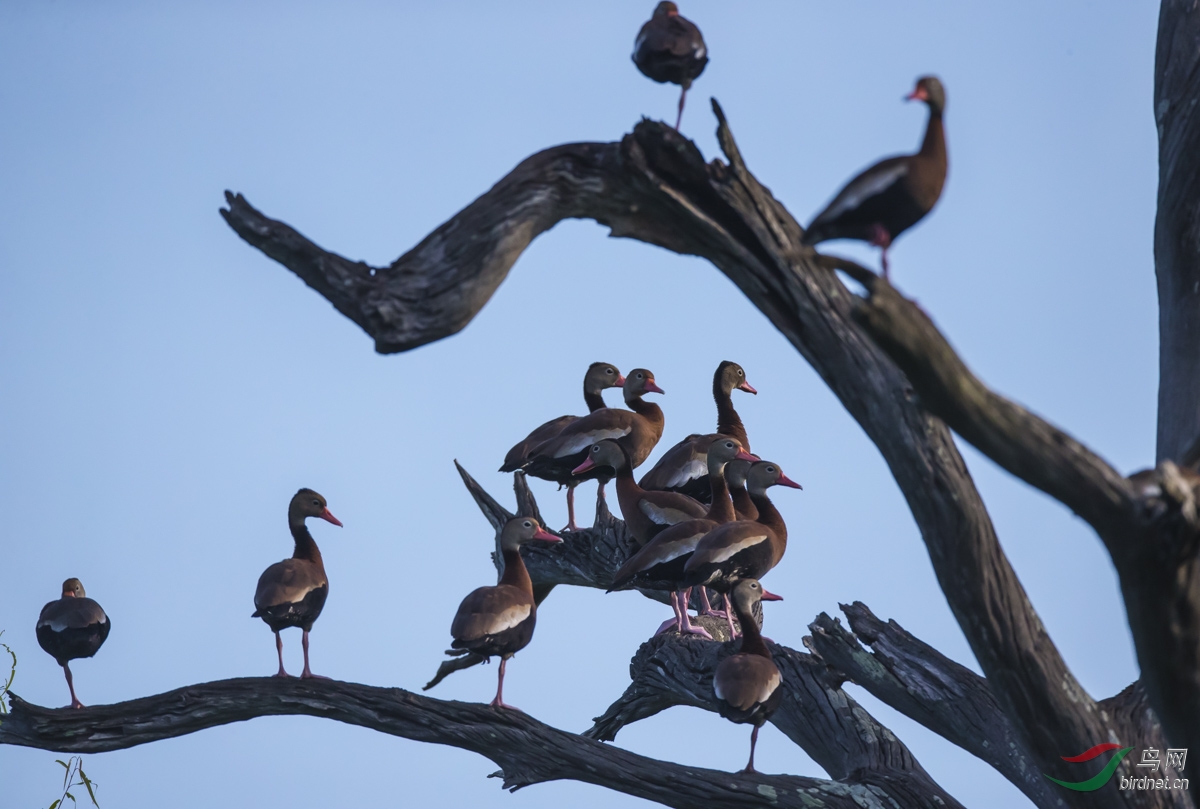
[{"left": 0, "top": 2, "right": 1159, "bottom": 807}]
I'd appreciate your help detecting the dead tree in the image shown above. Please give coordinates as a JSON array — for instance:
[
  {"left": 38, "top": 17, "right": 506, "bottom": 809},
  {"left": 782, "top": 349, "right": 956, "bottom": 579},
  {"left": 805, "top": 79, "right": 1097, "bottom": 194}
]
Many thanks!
[{"left": 4, "top": 4, "right": 1199, "bottom": 807}]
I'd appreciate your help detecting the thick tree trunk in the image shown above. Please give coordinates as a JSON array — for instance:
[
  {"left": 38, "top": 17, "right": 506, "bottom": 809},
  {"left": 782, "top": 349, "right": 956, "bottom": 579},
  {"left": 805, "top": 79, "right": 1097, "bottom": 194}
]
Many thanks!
[{"left": 1156, "top": 0, "right": 1200, "bottom": 467}]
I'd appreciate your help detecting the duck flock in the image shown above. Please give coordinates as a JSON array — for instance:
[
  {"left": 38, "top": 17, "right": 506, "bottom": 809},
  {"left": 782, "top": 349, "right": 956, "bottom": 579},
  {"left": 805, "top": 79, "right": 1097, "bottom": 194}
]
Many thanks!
[{"left": 32, "top": 2, "right": 949, "bottom": 777}]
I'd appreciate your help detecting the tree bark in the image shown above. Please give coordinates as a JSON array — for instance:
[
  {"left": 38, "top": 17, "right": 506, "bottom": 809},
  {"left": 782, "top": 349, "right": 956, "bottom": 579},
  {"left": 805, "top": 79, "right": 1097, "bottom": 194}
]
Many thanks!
[
  {"left": 0, "top": 683, "right": 933, "bottom": 809},
  {"left": 219, "top": 100, "right": 1194, "bottom": 806},
  {"left": 1155, "top": 0, "right": 1200, "bottom": 467}
]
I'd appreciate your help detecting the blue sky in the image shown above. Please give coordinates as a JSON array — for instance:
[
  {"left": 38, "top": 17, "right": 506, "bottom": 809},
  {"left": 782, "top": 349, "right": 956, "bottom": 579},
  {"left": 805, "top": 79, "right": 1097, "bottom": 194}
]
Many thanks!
[{"left": 1, "top": 2, "right": 1159, "bottom": 807}]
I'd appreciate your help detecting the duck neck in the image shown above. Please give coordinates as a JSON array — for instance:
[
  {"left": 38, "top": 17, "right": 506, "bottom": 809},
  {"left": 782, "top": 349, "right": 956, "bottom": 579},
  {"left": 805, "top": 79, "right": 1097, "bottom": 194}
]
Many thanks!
[
  {"left": 705, "top": 460, "right": 736, "bottom": 522},
  {"left": 748, "top": 489, "right": 786, "bottom": 563},
  {"left": 736, "top": 601, "right": 771, "bottom": 658},
  {"left": 289, "top": 519, "right": 324, "bottom": 567},
  {"left": 919, "top": 109, "right": 946, "bottom": 165},
  {"left": 499, "top": 546, "right": 533, "bottom": 597},
  {"left": 729, "top": 483, "right": 758, "bottom": 521},
  {"left": 713, "top": 380, "right": 748, "bottom": 449},
  {"left": 583, "top": 387, "right": 607, "bottom": 413},
  {"left": 627, "top": 394, "right": 664, "bottom": 439}
]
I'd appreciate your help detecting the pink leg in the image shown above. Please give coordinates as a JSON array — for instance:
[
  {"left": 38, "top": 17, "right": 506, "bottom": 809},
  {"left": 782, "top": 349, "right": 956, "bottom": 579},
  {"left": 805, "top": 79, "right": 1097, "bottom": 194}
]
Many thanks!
[
  {"left": 725, "top": 593, "right": 739, "bottom": 639},
  {"left": 300, "top": 630, "right": 329, "bottom": 679},
  {"left": 63, "top": 662, "right": 83, "bottom": 709},
  {"left": 740, "top": 725, "right": 761, "bottom": 774},
  {"left": 869, "top": 224, "right": 893, "bottom": 281},
  {"left": 675, "top": 85, "right": 688, "bottom": 130},
  {"left": 699, "top": 587, "right": 726, "bottom": 618},
  {"left": 597, "top": 480, "right": 607, "bottom": 502},
  {"left": 273, "top": 631, "right": 291, "bottom": 678},
  {"left": 677, "top": 590, "right": 713, "bottom": 640},
  {"left": 489, "top": 657, "right": 520, "bottom": 710},
  {"left": 655, "top": 591, "right": 685, "bottom": 635},
  {"left": 564, "top": 484, "right": 579, "bottom": 532}
]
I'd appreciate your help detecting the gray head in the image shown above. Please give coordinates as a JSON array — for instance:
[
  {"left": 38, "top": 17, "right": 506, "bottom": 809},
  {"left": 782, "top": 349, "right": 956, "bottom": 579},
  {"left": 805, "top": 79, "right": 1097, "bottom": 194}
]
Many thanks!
[
  {"left": 584, "top": 362, "right": 625, "bottom": 396},
  {"left": 706, "top": 436, "right": 755, "bottom": 472},
  {"left": 623, "top": 368, "right": 664, "bottom": 403},
  {"left": 499, "top": 516, "right": 561, "bottom": 551},
  {"left": 61, "top": 578, "right": 85, "bottom": 598},
  {"left": 574, "top": 439, "right": 630, "bottom": 476},
  {"left": 906, "top": 75, "right": 946, "bottom": 116},
  {"left": 288, "top": 488, "right": 343, "bottom": 527},
  {"left": 715, "top": 361, "right": 756, "bottom": 396},
  {"left": 731, "top": 578, "right": 782, "bottom": 614},
  {"left": 745, "top": 461, "right": 803, "bottom": 495}
]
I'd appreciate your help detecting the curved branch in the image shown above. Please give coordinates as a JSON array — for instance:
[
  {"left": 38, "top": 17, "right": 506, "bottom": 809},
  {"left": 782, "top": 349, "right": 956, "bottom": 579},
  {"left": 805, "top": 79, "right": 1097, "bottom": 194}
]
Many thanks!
[
  {"left": 806, "top": 603, "right": 1059, "bottom": 808},
  {"left": 222, "top": 105, "right": 1148, "bottom": 804},
  {"left": 848, "top": 276, "right": 1137, "bottom": 541},
  {"left": 0, "top": 683, "right": 921, "bottom": 809}
]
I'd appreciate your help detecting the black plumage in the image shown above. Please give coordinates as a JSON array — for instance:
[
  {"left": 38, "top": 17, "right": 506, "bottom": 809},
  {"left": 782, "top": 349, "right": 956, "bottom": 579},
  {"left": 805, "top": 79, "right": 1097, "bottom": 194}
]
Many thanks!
[
  {"left": 632, "top": 2, "right": 708, "bottom": 130},
  {"left": 36, "top": 578, "right": 110, "bottom": 709}
]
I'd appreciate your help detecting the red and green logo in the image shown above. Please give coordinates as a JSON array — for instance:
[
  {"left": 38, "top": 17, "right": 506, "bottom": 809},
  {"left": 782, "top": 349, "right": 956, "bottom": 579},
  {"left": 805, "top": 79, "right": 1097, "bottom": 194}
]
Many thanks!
[{"left": 1044, "top": 743, "right": 1134, "bottom": 792}]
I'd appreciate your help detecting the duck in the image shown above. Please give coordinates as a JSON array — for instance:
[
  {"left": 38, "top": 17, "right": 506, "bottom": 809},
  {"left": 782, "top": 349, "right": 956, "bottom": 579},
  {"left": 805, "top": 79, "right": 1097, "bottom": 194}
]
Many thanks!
[
  {"left": 524, "top": 369, "right": 666, "bottom": 531},
  {"left": 632, "top": 1, "right": 708, "bottom": 130},
  {"left": 573, "top": 438, "right": 706, "bottom": 546},
  {"left": 682, "top": 461, "right": 801, "bottom": 636},
  {"left": 802, "top": 76, "right": 948, "bottom": 280},
  {"left": 640, "top": 361, "right": 756, "bottom": 502},
  {"left": 608, "top": 436, "right": 755, "bottom": 638},
  {"left": 724, "top": 459, "right": 758, "bottom": 521},
  {"left": 501, "top": 362, "right": 624, "bottom": 474},
  {"left": 252, "top": 488, "right": 342, "bottom": 679},
  {"left": 714, "top": 578, "right": 784, "bottom": 774},
  {"left": 36, "top": 578, "right": 110, "bottom": 709},
  {"left": 442, "top": 516, "right": 562, "bottom": 708}
]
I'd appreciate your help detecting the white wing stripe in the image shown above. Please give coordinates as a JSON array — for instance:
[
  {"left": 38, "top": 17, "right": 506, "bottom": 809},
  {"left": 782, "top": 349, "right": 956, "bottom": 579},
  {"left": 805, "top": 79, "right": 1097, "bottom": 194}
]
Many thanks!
[
  {"left": 709, "top": 534, "right": 769, "bottom": 563},
  {"left": 821, "top": 163, "right": 908, "bottom": 222}
]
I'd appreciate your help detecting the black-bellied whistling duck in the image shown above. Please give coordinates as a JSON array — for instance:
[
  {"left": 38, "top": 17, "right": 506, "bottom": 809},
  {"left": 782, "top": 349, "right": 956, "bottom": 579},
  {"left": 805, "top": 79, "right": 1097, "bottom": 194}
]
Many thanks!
[
  {"left": 632, "top": 2, "right": 707, "bottom": 130},
  {"left": 501, "top": 362, "right": 624, "bottom": 474},
  {"left": 525, "top": 369, "right": 666, "bottom": 531},
  {"left": 36, "top": 578, "right": 110, "bottom": 709},
  {"left": 682, "top": 461, "right": 801, "bottom": 636},
  {"left": 252, "top": 488, "right": 342, "bottom": 679},
  {"left": 714, "top": 578, "right": 784, "bottom": 774},
  {"left": 724, "top": 459, "right": 758, "bottom": 521},
  {"left": 574, "top": 439, "right": 705, "bottom": 546},
  {"left": 608, "top": 437, "right": 755, "bottom": 638},
  {"left": 640, "top": 361, "right": 756, "bottom": 502},
  {"left": 443, "top": 517, "right": 561, "bottom": 709},
  {"left": 802, "top": 76, "right": 948, "bottom": 280}
]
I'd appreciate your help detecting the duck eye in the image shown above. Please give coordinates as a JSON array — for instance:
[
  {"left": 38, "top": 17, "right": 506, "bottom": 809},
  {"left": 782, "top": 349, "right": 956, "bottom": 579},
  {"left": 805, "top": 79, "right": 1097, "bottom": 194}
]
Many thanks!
[
  {"left": 312, "top": 499, "right": 320, "bottom": 506},
  {"left": 523, "top": 521, "right": 531, "bottom": 528},
  {"left": 738, "top": 370, "right": 744, "bottom": 376},
  {"left": 606, "top": 368, "right": 613, "bottom": 375}
]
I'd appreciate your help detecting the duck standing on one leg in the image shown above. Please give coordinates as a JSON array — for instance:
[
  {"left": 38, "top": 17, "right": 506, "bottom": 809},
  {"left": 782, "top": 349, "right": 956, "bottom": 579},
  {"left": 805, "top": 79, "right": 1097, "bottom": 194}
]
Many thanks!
[
  {"left": 714, "top": 578, "right": 784, "bottom": 774},
  {"left": 441, "top": 517, "right": 562, "bottom": 709},
  {"left": 252, "top": 488, "right": 342, "bottom": 679},
  {"left": 36, "top": 578, "right": 110, "bottom": 709},
  {"left": 632, "top": 2, "right": 708, "bottom": 131},
  {"left": 802, "top": 76, "right": 948, "bottom": 280}
]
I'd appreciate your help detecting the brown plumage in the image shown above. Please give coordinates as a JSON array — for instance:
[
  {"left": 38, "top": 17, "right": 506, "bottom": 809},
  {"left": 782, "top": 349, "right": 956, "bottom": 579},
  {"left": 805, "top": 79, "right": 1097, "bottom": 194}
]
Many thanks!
[
  {"left": 36, "top": 578, "right": 110, "bottom": 709},
  {"left": 632, "top": 1, "right": 708, "bottom": 130},
  {"left": 803, "top": 76, "right": 948, "bottom": 279},
  {"left": 574, "top": 438, "right": 706, "bottom": 546},
  {"left": 442, "top": 517, "right": 562, "bottom": 709},
  {"left": 640, "top": 361, "right": 757, "bottom": 502},
  {"left": 252, "top": 488, "right": 342, "bottom": 679},
  {"left": 524, "top": 369, "right": 666, "bottom": 531},
  {"left": 682, "top": 462, "right": 801, "bottom": 636},
  {"left": 501, "top": 362, "right": 624, "bottom": 473},
  {"left": 501, "top": 363, "right": 624, "bottom": 532},
  {"left": 724, "top": 459, "right": 758, "bottom": 521},
  {"left": 609, "top": 437, "right": 755, "bottom": 638},
  {"left": 713, "top": 578, "right": 784, "bottom": 774}
]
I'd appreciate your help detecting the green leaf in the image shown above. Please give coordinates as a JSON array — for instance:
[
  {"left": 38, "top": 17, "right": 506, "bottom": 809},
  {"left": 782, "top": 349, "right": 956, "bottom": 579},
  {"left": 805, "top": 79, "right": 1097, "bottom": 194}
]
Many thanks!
[{"left": 49, "top": 799, "right": 61, "bottom": 809}]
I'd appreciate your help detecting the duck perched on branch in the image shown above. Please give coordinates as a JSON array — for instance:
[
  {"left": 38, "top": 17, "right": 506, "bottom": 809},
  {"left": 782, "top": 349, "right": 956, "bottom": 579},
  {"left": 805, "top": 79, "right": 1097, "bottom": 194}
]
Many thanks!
[
  {"left": 252, "top": 488, "right": 342, "bottom": 679},
  {"left": 632, "top": 1, "right": 708, "bottom": 130},
  {"left": 36, "top": 578, "right": 110, "bottom": 709},
  {"left": 523, "top": 369, "right": 665, "bottom": 531},
  {"left": 640, "top": 361, "right": 757, "bottom": 503},
  {"left": 803, "top": 76, "right": 948, "bottom": 279},
  {"left": 440, "top": 517, "right": 562, "bottom": 709}
]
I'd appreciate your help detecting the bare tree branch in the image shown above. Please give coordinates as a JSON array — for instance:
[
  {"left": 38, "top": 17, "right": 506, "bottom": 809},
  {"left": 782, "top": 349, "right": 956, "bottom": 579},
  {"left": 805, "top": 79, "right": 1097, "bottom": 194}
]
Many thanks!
[
  {"left": 221, "top": 104, "right": 1182, "bottom": 806},
  {"left": 0, "top": 684, "right": 932, "bottom": 809}
]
